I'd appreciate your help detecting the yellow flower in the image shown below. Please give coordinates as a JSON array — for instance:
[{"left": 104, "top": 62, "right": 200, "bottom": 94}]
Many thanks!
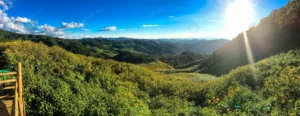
[
  {"left": 289, "top": 69, "right": 294, "bottom": 74},
  {"left": 280, "top": 94, "right": 284, "bottom": 97},
  {"left": 208, "top": 100, "right": 211, "bottom": 104},
  {"left": 274, "top": 96, "right": 278, "bottom": 100},
  {"left": 236, "top": 87, "right": 241, "bottom": 92},
  {"left": 216, "top": 98, "right": 220, "bottom": 101}
]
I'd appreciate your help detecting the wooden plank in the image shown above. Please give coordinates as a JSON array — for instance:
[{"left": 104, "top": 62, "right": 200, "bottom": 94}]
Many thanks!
[
  {"left": 23, "top": 101, "right": 26, "bottom": 116},
  {"left": 0, "top": 100, "right": 14, "bottom": 109},
  {"left": 0, "top": 72, "right": 17, "bottom": 76},
  {"left": 0, "top": 95, "right": 14, "bottom": 100},
  {"left": 0, "top": 86, "right": 15, "bottom": 90},
  {"left": 0, "top": 106, "right": 12, "bottom": 116},
  {"left": 0, "top": 80, "right": 17, "bottom": 84}
]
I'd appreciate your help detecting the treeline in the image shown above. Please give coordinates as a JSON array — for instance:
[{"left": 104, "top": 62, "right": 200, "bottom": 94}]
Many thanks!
[
  {"left": 113, "top": 51, "right": 206, "bottom": 69},
  {"left": 159, "top": 52, "right": 207, "bottom": 69},
  {"left": 198, "top": 0, "right": 300, "bottom": 76},
  {"left": 0, "top": 29, "right": 224, "bottom": 68}
]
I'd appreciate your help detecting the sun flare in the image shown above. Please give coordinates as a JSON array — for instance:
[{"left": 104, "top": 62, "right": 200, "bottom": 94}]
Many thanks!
[{"left": 224, "top": 0, "right": 255, "bottom": 38}]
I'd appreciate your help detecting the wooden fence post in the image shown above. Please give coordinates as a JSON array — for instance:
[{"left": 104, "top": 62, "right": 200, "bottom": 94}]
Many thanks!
[
  {"left": 14, "top": 83, "right": 18, "bottom": 116},
  {"left": 17, "top": 63, "right": 24, "bottom": 116}
]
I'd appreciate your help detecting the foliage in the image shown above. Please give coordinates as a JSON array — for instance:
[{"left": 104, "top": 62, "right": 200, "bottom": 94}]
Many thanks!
[
  {"left": 0, "top": 41, "right": 299, "bottom": 115},
  {"left": 166, "top": 73, "right": 216, "bottom": 83},
  {"left": 0, "top": 41, "right": 201, "bottom": 115},
  {"left": 159, "top": 52, "right": 206, "bottom": 69},
  {"left": 140, "top": 61, "right": 175, "bottom": 71},
  {"left": 0, "top": 29, "right": 227, "bottom": 65}
]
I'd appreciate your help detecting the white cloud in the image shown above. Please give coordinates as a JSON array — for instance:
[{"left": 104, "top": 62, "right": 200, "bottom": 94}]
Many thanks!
[
  {"left": 0, "top": 9, "right": 30, "bottom": 34},
  {"left": 0, "top": 0, "right": 86, "bottom": 38},
  {"left": 169, "top": 16, "right": 174, "bottom": 18},
  {"left": 12, "top": 17, "right": 36, "bottom": 25},
  {"left": 81, "top": 28, "right": 89, "bottom": 31},
  {"left": 36, "top": 22, "right": 85, "bottom": 37},
  {"left": 67, "top": 34, "right": 97, "bottom": 39},
  {"left": 14, "top": 17, "right": 32, "bottom": 23},
  {"left": 0, "top": 1, "right": 36, "bottom": 34},
  {"left": 37, "top": 24, "right": 65, "bottom": 36},
  {"left": 38, "top": 24, "right": 56, "bottom": 32},
  {"left": 0, "top": 0, "right": 9, "bottom": 10},
  {"left": 100, "top": 26, "right": 117, "bottom": 31},
  {"left": 62, "top": 22, "right": 84, "bottom": 29},
  {"left": 0, "top": 0, "right": 85, "bottom": 37},
  {"left": 141, "top": 24, "right": 159, "bottom": 28},
  {"left": 120, "top": 29, "right": 125, "bottom": 31}
]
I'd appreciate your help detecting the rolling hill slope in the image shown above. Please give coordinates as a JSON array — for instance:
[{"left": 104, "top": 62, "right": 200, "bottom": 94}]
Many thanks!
[
  {"left": 0, "top": 41, "right": 299, "bottom": 115},
  {"left": 0, "top": 29, "right": 228, "bottom": 56},
  {"left": 0, "top": 29, "right": 228, "bottom": 67}
]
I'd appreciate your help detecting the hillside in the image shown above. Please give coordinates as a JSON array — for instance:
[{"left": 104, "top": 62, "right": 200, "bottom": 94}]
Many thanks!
[
  {"left": 0, "top": 41, "right": 299, "bottom": 115},
  {"left": 140, "top": 61, "right": 175, "bottom": 71},
  {"left": 198, "top": 0, "right": 300, "bottom": 76},
  {"left": 0, "top": 29, "right": 228, "bottom": 56},
  {"left": 0, "top": 29, "right": 227, "bottom": 67},
  {"left": 155, "top": 39, "right": 229, "bottom": 54},
  {"left": 159, "top": 52, "right": 207, "bottom": 69}
]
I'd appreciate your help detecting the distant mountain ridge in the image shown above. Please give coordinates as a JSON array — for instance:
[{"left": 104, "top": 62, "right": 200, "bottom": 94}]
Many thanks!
[
  {"left": 0, "top": 29, "right": 228, "bottom": 66},
  {"left": 0, "top": 29, "right": 228, "bottom": 55},
  {"left": 80, "top": 37, "right": 229, "bottom": 54}
]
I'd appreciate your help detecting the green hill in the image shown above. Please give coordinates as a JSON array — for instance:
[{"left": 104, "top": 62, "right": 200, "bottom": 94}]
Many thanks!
[
  {"left": 0, "top": 29, "right": 227, "bottom": 57},
  {"left": 0, "top": 29, "right": 227, "bottom": 67},
  {"left": 0, "top": 41, "right": 299, "bottom": 115},
  {"left": 198, "top": 0, "right": 300, "bottom": 76},
  {"left": 140, "top": 61, "right": 175, "bottom": 71},
  {"left": 159, "top": 52, "right": 207, "bottom": 69}
]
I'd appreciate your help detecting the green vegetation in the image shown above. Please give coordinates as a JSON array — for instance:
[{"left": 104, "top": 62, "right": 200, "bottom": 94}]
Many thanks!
[
  {"left": 159, "top": 52, "right": 206, "bottom": 69},
  {"left": 113, "top": 51, "right": 206, "bottom": 69},
  {"left": 166, "top": 73, "right": 216, "bottom": 83},
  {"left": 140, "top": 61, "right": 175, "bottom": 71},
  {"left": 0, "top": 29, "right": 227, "bottom": 67},
  {"left": 0, "top": 41, "right": 299, "bottom": 115},
  {"left": 198, "top": 0, "right": 300, "bottom": 76}
]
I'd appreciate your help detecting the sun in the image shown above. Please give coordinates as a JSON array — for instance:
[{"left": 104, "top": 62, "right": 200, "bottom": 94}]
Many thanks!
[{"left": 224, "top": 0, "right": 255, "bottom": 38}]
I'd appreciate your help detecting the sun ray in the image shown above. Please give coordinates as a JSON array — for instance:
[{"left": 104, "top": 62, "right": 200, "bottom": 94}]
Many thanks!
[{"left": 243, "top": 31, "right": 255, "bottom": 66}]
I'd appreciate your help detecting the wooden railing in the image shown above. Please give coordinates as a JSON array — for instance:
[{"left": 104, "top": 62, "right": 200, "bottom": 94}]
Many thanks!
[{"left": 0, "top": 63, "right": 25, "bottom": 116}]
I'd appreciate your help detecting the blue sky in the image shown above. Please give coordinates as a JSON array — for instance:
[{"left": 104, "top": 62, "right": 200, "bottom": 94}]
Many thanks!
[{"left": 0, "top": 0, "right": 289, "bottom": 39}]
